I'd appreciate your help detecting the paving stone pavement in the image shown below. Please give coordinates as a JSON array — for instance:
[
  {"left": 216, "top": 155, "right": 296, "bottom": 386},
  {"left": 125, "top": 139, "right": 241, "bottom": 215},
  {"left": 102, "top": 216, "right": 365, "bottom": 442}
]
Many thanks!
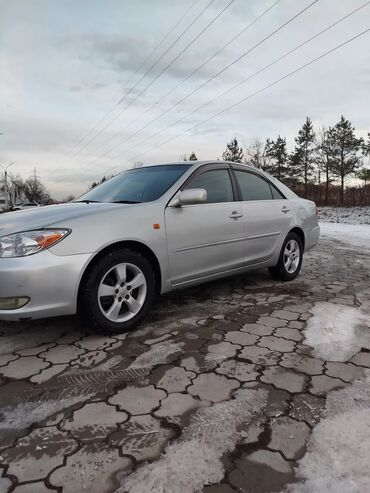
[{"left": 0, "top": 236, "right": 369, "bottom": 493}]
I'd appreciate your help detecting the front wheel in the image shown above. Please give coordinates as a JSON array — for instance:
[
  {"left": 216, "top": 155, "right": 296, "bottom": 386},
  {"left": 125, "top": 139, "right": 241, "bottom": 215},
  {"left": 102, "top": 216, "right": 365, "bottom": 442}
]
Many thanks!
[
  {"left": 80, "top": 249, "right": 156, "bottom": 334},
  {"left": 268, "top": 232, "right": 303, "bottom": 281}
]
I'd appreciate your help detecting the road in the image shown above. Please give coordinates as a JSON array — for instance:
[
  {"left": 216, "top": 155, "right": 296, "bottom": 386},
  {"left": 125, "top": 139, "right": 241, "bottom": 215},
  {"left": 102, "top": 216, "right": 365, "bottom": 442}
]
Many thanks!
[{"left": 0, "top": 226, "right": 369, "bottom": 493}]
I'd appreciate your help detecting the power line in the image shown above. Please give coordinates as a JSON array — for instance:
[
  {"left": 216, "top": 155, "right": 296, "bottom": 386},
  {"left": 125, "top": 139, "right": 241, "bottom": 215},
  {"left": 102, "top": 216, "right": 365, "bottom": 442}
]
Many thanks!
[
  {"left": 65, "top": 0, "right": 202, "bottom": 153},
  {"left": 109, "top": 0, "right": 370, "bottom": 164},
  {"left": 64, "top": 0, "right": 218, "bottom": 164},
  {"left": 79, "top": 0, "right": 282, "bottom": 163},
  {"left": 126, "top": 29, "right": 369, "bottom": 164},
  {"left": 73, "top": 0, "right": 318, "bottom": 175}
]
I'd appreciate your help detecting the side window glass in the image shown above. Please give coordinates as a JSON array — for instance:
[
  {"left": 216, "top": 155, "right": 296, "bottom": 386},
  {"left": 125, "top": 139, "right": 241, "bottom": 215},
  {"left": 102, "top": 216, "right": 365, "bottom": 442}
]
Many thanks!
[
  {"left": 235, "top": 171, "right": 273, "bottom": 201},
  {"left": 270, "top": 184, "right": 285, "bottom": 199},
  {"left": 184, "top": 169, "right": 234, "bottom": 203}
]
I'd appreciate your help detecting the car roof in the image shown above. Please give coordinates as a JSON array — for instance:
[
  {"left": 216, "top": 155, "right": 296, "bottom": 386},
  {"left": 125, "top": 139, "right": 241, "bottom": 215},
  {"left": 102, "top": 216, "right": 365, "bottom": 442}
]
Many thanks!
[{"left": 142, "top": 160, "right": 256, "bottom": 172}]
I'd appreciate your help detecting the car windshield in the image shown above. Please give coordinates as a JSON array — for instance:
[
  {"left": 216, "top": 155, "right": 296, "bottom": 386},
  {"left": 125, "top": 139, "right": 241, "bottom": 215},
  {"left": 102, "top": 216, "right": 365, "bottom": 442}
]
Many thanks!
[{"left": 75, "top": 164, "right": 192, "bottom": 204}]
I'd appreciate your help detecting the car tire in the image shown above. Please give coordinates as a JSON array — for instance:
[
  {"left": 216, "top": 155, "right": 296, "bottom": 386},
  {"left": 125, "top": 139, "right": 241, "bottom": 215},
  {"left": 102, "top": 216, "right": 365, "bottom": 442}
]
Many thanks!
[
  {"left": 80, "top": 249, "right": 156, "bottom": 334},
  {"left": 268, "top": 232, "right": 303, "bottom": 282}
]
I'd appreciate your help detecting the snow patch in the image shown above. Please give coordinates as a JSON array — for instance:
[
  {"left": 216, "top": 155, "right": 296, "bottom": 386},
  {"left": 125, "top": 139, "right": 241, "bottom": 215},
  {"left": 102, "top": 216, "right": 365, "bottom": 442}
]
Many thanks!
[
  {"left": 319, "top": 222, "right": 370, "bottom": 252},
  {"left": 285, "top": 371, "right": 370, "bottom": 492},
  {"left": 128, "top": 342, "right": 183, "bottom": 369},
  {"left": 0, "top": 395, "right": 88, "bottom": 430},
  {"left": 305, "top": 302, "right": 369, "bottom": 361},
  {"left": 116, "top": 389, "right": 267, "bottom": 493},
  {"left": 319, "top": 206, "right": 370, "bottom": 225}
]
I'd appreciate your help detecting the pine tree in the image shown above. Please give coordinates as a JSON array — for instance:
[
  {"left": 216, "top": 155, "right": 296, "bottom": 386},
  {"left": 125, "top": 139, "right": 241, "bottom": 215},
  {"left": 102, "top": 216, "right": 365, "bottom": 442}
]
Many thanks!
[
  {"left": 222, "top": 137, "right": 243, "bottom": 163},
  {"left": 315, "top": 127, "right": 334, "bottom": 205},
  {"left": 328, "top": 116, "right": 363, "bottom": 204},
  {"left": 290, "top": 117, "right": 316, "bottom": 197},
  {"left": 264, "top": 136, "right": 288, "bottom": 181},
  {"left": 189, "top": 152, "right": 198, "bottom": 161}
]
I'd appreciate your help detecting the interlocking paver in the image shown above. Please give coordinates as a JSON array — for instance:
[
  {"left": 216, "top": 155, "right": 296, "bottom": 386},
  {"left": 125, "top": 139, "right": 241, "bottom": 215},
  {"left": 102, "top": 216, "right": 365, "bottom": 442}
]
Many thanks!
[
  {"left": 289, "top": 394, "right": 325, "bottom": 426},
  {"left": 0, "top": 234, "right": 368, "bottom": 493},
  {"left": 350, "top": 351, "right": 370, "bottom": 368},
  {"left": 110, "top": 414, "right": 175, "bottom": 461},
  {"left": 188, "top": 373, "right": 239, "bottom": 402},
  {"left": 310, "top": 374, "right": 347, "bottom": 395},
  {"left": 241, "top": 323, "right": 274, "bottom": 336},
  {"left": 216, "top": 360, "right": 259, "bottom": 382},
  {"left": 258, "top": 336, "right": 296, "bottom": 352},
  {"left": 280, "top": 353, "right": 324, "bottom": 375},
  {"left": 269, "top": 417, "right": 310, "bottom": 459},
  {"left": 229, "top": 450, "right": 294, "bottom": 492},
  {"left": 154, "top": 393, "right": 202, "bottom": 421},
  {"left": 39, "top": 344, "right": 85, "bottom": 364},
  {"left": 49, "top": 443, "right": 132, "bottom": 493},
  {"left": 0, "top": 356, "right": 49, "bottom": 379},
  {"left": 274, "top": 327, "right": 303, "bottom": 342},
  {"left": 224, "top": 331, "right": 258, "bottom": 346},
  {"left": 325, "top": 361, "right": 364, "bottom": 382},
  {"left": 155, "top": 366, "right": 195, "bottom": 393},
  {"left": 62, "top": 401, "right": 128, "bottom": 440},
  {"left": 1, "top": 427, "right": 78, "bottom": 482},
  {"left": 271, "top": 310, "right": 300, "bottom": 321},
  {"left": 261, "top": 366, "right": 307, "bottom": 393},
  {"left": 239, "top": 346, "right": 281, "bottom": 366},
  {"left": 257, "top": 316, "right": 287, "bottom": 328},
  {"left": 207, "top": 341, "right": 239, "bottom": 358},
  {"left": 109, "top": 385, "right": 166, "bottom": 415}
]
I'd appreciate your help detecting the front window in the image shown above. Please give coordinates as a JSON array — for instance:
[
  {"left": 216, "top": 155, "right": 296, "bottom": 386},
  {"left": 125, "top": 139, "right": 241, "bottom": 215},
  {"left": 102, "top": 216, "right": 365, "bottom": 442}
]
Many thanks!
[
  {"left": 184, "top": 169, "right": 234, "bottom": 203},
  {"left": 76, "top": 164, "right": 191, "bottom": 204}
]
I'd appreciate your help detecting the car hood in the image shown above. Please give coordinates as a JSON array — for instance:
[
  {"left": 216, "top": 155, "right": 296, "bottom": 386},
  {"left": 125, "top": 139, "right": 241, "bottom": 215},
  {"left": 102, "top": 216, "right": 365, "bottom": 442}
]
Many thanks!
[{"left": 0, "top": 202, "right": 133, "bottom": 236}]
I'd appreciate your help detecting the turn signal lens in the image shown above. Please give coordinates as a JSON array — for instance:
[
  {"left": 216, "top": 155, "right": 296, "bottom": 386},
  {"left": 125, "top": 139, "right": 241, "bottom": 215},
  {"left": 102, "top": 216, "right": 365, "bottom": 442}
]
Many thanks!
[{"left": 0, "top": 229, "right": 70, "bottom": 258}]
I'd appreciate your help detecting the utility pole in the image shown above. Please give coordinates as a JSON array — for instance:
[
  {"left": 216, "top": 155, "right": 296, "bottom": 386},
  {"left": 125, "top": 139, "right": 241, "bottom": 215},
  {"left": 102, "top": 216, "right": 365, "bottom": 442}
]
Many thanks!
[{"left": 0, "top": 162, "right": 14, "bottom": 211}]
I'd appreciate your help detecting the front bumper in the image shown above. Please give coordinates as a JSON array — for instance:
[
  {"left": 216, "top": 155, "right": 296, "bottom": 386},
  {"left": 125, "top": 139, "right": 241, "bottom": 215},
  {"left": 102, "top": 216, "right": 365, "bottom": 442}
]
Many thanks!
[{"left": 0, "top": 250, "right": 91, "bottom": 321}]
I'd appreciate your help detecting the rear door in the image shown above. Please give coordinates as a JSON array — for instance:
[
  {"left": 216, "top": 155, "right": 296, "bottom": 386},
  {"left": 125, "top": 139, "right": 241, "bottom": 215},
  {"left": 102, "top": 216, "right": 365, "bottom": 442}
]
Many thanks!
[
  {"left": 232, "top": 167, "right": 292, "bottom": 265},
  {"left": 165, "top": 165, "right": 245, "bottom": 286}
]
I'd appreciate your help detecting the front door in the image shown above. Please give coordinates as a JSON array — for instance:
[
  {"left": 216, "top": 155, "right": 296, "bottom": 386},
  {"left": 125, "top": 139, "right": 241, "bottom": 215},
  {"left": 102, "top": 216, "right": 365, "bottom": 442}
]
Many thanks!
[{"left": 165, "top": 166, "right": 245, "bottom": 286}]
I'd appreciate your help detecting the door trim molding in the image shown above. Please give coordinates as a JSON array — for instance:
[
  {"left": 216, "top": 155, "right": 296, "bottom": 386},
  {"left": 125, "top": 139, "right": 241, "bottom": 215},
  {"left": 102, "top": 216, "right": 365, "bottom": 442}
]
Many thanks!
[{"left": 170, "top": 236, "right": 246, "bottom": 253}]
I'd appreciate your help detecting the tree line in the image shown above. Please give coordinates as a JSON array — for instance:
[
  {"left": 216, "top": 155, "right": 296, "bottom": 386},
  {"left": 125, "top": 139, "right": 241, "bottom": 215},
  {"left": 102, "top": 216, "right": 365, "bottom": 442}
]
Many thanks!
[
  {"left": 1, "top": 174, "right": 52, "bottom": 206},
  {"left": 184, "top": 116, "right": 370, "bottom": 206}
]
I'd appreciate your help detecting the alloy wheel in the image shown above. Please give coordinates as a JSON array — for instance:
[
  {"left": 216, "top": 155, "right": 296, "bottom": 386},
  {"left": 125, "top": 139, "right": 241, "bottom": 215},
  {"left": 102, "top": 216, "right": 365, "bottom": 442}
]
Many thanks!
[
  {"left": 283, "top": 239, "right": 300, "bottom": 274},
  {"left": 97, "top": 262, "right": 147, "bottom": 322}
]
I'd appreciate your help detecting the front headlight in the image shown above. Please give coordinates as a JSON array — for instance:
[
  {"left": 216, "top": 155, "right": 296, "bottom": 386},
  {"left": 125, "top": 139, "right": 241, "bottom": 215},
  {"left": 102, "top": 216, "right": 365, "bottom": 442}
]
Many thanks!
[{"left": 0, "top": 229, "right": 70, "bottom": 258}]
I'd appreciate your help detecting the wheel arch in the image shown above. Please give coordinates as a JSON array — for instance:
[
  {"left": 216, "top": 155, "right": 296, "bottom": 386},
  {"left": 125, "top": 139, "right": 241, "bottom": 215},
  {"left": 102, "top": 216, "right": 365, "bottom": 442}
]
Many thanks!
[
  {"left": 77, "top": 240, "right": 162, "bottom": 311},
  {"left": 289, "top": 227, "right": 305, "bottom": 251}
]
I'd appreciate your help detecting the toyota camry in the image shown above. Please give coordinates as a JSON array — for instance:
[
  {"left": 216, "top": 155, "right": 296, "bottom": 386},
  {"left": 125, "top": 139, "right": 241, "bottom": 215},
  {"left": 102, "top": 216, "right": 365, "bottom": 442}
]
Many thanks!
[{"left": 0, "top": 161, "right": 319, "bottom": 333}]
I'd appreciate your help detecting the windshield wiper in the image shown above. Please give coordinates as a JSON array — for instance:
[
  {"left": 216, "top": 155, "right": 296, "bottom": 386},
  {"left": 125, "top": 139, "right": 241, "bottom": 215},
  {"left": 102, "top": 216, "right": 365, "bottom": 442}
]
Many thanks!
[
  {"left": 74, "top": 200, "right": 101, "bottom": 204},
  {"left": 112, "top": 200, "right": 141, "bottom": 204}
]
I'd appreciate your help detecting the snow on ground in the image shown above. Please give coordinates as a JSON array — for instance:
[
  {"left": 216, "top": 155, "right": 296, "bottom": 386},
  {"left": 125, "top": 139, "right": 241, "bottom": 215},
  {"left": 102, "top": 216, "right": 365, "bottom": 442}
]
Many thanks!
[
  {"left": 117, "top": 389, "right": 267, "bottom": 493},
  {"left": 285, "top": 371, "right": 370, "bottom": 493},
  {"left": 319, "top": 222, "right": 370, "bottom": 252},
  {"left": 304, "top": 302, "right": 369, "bottom": 362},
  {"left": 319, "top": 206, "right": 370, "bottom": 225}
]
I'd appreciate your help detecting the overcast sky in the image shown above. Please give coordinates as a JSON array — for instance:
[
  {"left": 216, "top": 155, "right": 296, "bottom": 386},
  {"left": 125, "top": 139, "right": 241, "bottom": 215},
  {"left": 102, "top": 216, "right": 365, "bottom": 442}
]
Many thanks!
[{"left": 0, "top": 0, "right": 369, "bottom": 199}]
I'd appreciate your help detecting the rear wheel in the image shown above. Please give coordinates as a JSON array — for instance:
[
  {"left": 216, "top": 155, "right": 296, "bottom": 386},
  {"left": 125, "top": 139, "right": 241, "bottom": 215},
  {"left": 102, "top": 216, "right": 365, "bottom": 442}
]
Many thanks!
[
  {"left": 80, "top": 249, "right": 156, "bottom": 334},
  {"left": 268, "top": 232, "right": 303, "bottom": 281}
]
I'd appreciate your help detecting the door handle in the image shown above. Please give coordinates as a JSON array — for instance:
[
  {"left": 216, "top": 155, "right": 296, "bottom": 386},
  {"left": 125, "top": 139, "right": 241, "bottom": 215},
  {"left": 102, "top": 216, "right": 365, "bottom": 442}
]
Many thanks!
[
  {"left": 281, "top": 206, "right": 290, "bottom": 213},
  {"left": 229, "top": 211, "right": 243, "bottom": 219}
]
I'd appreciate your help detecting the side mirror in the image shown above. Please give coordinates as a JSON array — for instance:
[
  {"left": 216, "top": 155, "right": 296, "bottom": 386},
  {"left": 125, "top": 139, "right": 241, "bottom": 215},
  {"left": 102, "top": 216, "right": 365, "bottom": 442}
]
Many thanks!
[{"left": 170, "top": 188, "right": 207, "bottom": 207}]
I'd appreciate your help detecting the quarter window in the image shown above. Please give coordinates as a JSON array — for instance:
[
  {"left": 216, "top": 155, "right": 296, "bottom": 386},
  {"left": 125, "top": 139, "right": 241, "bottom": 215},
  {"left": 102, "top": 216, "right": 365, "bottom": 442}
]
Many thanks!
[
  {"left": 184, "top": 169, "right": 234, "bottom": 203},
  {"left": 235, "top": 171, "right": 273, "bottom": 201}
]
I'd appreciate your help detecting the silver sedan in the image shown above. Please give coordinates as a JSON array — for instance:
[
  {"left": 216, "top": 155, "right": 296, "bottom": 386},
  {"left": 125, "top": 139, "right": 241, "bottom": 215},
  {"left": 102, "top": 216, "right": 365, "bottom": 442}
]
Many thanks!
[{"left": 0, "top": 161, "right": 319, "bottom": 333}]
